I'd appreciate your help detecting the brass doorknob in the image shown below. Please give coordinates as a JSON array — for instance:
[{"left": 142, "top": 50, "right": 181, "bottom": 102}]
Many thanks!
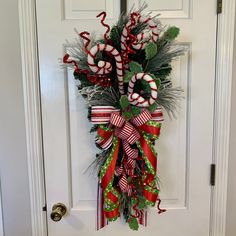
[{"left": 50, "top": 203, "right": 67, "bottom": 222}]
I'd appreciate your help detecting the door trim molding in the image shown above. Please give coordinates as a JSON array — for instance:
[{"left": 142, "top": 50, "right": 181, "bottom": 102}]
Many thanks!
[
  {"left": 18, "top": 0, "right": 235, "bottom": 235},
  {"left": 18, "top": 1, "right": 47, "bottom": 236},
  {"left": 0, "top": 181, "right": 4, "bottom": 236},
  {"left": 210, "top": 1, "right": 236, "bottom": 235}
]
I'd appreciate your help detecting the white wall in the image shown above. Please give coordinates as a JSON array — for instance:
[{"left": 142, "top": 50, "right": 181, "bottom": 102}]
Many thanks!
[
  {"left": 0, "top": 0, "right": 32, "bottom": 235},
  {"left": 226, "top": 8, "right": 236, "bottom": 236}
]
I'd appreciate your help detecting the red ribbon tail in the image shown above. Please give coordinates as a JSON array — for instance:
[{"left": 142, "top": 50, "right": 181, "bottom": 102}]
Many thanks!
[
  {"left": 138, "top": 210, "right": 147, "bottom": 227},
  {"left": 96, "top": 183, "right": 108, "bottom": 230}
]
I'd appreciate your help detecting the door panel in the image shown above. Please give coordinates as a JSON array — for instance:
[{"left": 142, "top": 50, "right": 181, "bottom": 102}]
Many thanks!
[
  {"left": 128, "top": 0, "right": 191, "bottom": 18},
  {"left": 64, "top": 0, "right": 118, "bottom": 19},
  {"left": 36, "top": 0, "right": 217, "bottom": 235},
  {"left": 159, "top": 49, "right": 190, "bottom": 208}
]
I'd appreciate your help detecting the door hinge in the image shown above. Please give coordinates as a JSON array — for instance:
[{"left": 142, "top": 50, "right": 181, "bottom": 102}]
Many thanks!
[
  {"left": 210, "top": 164, "right": 216, "bottom": 186},
  {"left": 217, "top": 0, "right": 223, "bottom": 14},
  {"left": 42, "top": 204, "right": 47, "bottom": 212}
]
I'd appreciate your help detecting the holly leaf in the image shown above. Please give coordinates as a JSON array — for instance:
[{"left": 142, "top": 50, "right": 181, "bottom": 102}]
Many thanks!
[
  {"left": 150, "top": 74, "right": 161, "bottom": 88},
  {"left": 130, "top": 61, "right": 143, "bottom": 73},
  {"left": 131, "top": 198, "right": 138, "bottom": 206},
  {"left": 107, "top": 216, "right": 119, "bottom": 222},
  {"left": 138, "top": 196, "right": 146, "bottom": 210},
  {"left": 120, "top": 95, "right": 130, "bottom": 110},
  {"left": 148, "top": 102, "right": 158, "bottom": 112},
  {"left": 155, "top": 78, "right": 161, "bottom": 88},
  {"left": 123, "top": 111, "right": 133, "bottom": 120},
  {"left": 131, "top": 106, "right": 141, "bottom": 116},
  {"left": 138, "top": 202, "right": 146, "bottom": 210},
  {"left": 124, "top": 71, "right": 134, "bottom": 83},
  {"left": 128, "top": 216, "right": 139, "bottom": 231},
  {"left": 140, "top": 80, "right": 151, "bottom": 93},
  {"left": 145, "top": 42, "right": 158, "bottom": 59},
  {"left": 138, "top": 199, "right": 146, "bottom": 210},
  {"left": 164, "top": 26, "right": 180, "bottom": 41}
]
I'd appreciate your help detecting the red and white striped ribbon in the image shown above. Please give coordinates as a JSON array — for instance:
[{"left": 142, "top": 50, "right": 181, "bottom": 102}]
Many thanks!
[
  {"left": 115, "top": 166, "right": 124, "bottom": 176},
  {"left": 110, "top": 112, "right": 126, "bottom": 127},
  {"left": 150, "top": 107, "right": 164, "bottom": 122},
  {"left": 122, "top": 141, "right": 139, "bottom": 160},
  {"left": 131, "top": 109, "right": 152, "bottom": 127},
  {"left": 91, "top": 106, "right": 164, "bottom": 125},
  {"left": 116, "top": 160, "right": 135, "bottom": 177},
  {"left": 138, "top": 210, "right": 147, "bottom": 227},
  {"left": 96, "top": 183, "right": 108, "bottom": 230},
  {"left": 116, "top": 165, "right": 133, "bottom": 196},
  {"left": 111, "top": 113, "right": 140, "bottom": 160},
  {"left": 91, "top": 106, "right": 120, "bottom": 124},
  {"left": 95, "top": 135, "right": 113, "bottom": 150},
  {"left": 93, "top": 107, "right": 164, "bottom": 150}
]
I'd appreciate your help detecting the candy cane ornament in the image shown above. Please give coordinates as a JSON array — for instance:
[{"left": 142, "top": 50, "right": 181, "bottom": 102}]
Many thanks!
[
  {"left": 132, "top": 16, "right": 159, "bottom": 50},
  {"left": 121, "top": 13, "right": 159, "bottom": 69},
  {"left": 87, "top": 44, "right": 125, "bottom": 94},
  {"left": 128, "top": 73, "right": 158, "bottom": 107}
]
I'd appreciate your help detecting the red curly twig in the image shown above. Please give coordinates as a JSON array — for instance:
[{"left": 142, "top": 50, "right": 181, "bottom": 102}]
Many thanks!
[
  {"left": 96, "top": 11, "right": 110, "bottom": 41},
  {"left": 157, "top": 198, "right": 166, "bottom": 214},
  {"left": 63, "top": 54, "right": 79, "bottom": 73},
  {"left": 79, "top": 31, "right": 91, "bottom": 54},
  {"left": 130, "top": 12, "right": 140, "bottom": 27}
]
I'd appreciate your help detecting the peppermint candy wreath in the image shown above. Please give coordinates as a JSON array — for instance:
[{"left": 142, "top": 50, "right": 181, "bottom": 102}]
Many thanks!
[{"left": 63, "top": 4, "right": 185, "bottom": 231}]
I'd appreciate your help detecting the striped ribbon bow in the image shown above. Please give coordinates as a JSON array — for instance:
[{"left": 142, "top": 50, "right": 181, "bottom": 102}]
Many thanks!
[
  {"left": 91, "top": 106, "right": 164, "bottom": 229},
  {"left": 92, "top": 106, "right": 163, "bottom": 150}
]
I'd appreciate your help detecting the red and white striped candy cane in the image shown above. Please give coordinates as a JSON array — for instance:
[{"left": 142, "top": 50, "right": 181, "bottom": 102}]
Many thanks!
[
  {"left": 87, "top": 44, "right": 125, "bottom": 95},
  {"left": 120, "top": 13, "right": 137, "bottom": 53},
  {"left": 121, "top": 13, "right": 159, "bottom": 68},
  {"left": 132, "top": 16, "right": 159, "bottom": 50},
  {"left": 128, "top": 73, "right": 158, "bottom": 107}
]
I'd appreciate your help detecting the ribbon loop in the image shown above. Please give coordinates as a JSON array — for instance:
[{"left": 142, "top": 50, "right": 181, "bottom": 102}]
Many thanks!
[
  {"left": 131, "top": 109, "right": 152, "bottom": 126},
  {"left": 117, "top": 122, "right": 134, "bottom": 139},
  {"left": 110, "top": 112, "right": 126, "bottom": 127}
]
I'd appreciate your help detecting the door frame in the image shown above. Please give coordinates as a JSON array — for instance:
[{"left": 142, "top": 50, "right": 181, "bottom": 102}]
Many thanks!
[
  {"left": 18, "top": 0, "right": 236, "bottom": 235},
  {"left": 0, "top": 181, "right": 4, "bottom": 236}
]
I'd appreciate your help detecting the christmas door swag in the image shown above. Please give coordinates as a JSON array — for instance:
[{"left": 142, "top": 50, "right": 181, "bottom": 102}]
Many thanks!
[{"left": 63, "top": 5, "right": 185, "bottom": 231}]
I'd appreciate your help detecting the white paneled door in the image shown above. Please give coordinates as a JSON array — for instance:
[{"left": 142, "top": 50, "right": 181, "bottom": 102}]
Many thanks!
[{"left": 36, "top": 0, "right": 217, "bottom": 235}]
